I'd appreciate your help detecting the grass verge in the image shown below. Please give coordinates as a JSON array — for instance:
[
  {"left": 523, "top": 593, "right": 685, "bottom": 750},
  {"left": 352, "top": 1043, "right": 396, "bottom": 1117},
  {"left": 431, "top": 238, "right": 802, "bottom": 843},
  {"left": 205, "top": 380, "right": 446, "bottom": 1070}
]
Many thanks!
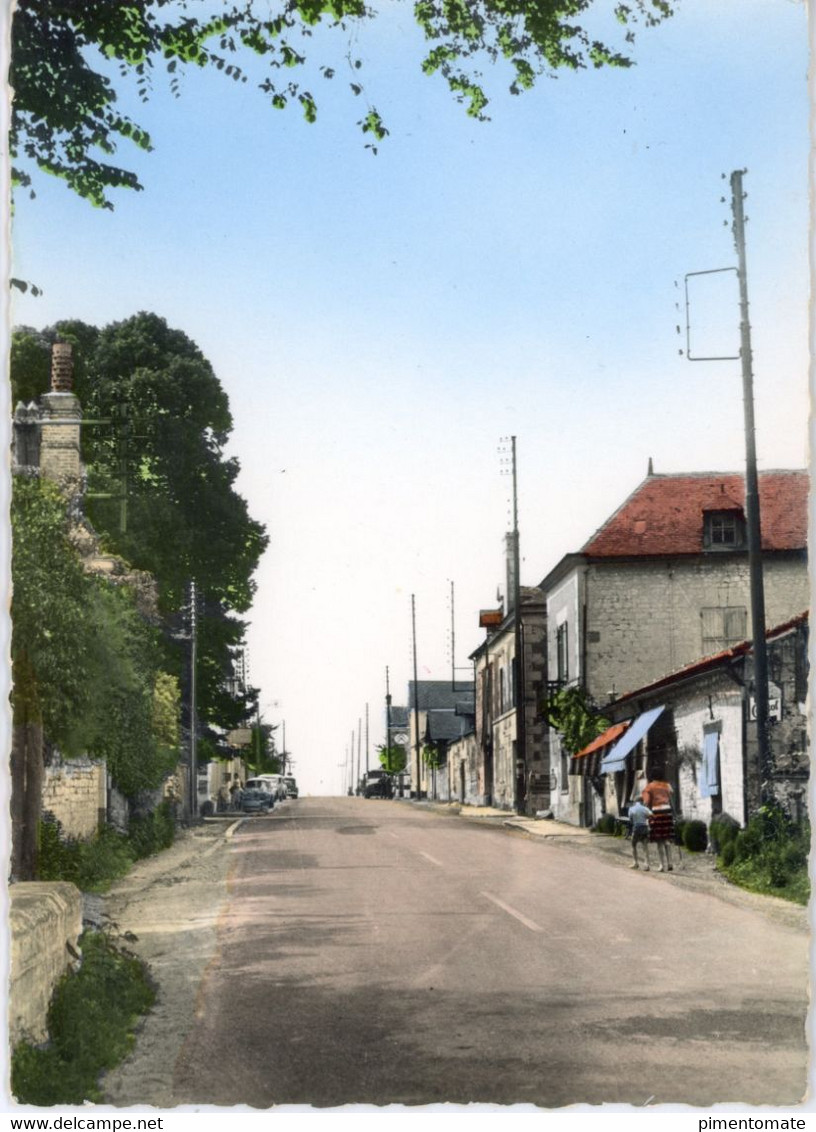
[{"left": 11, "top": 931, "right": 155, "bottom": 1105}]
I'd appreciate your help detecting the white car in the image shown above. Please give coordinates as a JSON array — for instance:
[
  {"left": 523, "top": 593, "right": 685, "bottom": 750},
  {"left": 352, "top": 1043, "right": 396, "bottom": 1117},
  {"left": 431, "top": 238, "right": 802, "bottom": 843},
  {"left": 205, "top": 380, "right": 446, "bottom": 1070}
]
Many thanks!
[{"left": 257, "top": 773, "right": 287, "bottom": 801}]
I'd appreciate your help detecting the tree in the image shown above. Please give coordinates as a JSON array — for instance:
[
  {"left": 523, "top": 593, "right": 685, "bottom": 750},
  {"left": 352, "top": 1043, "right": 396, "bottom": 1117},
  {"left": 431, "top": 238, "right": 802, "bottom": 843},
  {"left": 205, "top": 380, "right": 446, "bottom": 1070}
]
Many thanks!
[
  {"left": 542, "top": 685, "right": 609, "bottom": 755},
  {"left": 377, "top": 743, "right": 407, "bottom": 774},
  {"left": 10, "top": 314, "right": 270, "bottom": 733},
  {"left": 11, "top": 476, "right": 180, "bottom": 878},
  {"left": 10, "top": 0, "right": 674, "bottom": 208}
]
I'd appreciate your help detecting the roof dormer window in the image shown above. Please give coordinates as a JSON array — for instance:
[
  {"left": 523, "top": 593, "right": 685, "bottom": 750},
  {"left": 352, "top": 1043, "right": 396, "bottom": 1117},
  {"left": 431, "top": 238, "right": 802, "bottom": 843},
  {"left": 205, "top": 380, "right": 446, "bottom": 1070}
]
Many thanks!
[{"left": 703, "top": 509, "right": 745, "bottom": 551}]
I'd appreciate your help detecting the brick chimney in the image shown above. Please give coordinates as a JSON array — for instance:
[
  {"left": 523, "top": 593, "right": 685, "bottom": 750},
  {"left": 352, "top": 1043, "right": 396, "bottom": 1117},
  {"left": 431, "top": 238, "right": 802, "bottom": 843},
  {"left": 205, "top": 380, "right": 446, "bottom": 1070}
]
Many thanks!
[{"left": 39, "top": 343, "right": 82, "bottom": 488}]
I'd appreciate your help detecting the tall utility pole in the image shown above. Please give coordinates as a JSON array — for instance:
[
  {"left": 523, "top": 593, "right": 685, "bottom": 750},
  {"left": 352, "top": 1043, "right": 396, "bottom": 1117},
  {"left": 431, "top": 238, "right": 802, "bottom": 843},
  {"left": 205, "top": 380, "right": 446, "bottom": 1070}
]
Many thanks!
[
  {"left": 730, "top": 169, "right": 772, "bottom": 799},
  {"left": 365, "top": 702, "right": 370, "bottom": 776},
  {"left": 509, "top": 437, "right": 526, "bottom": 815},
  {"left": 411, "top": 594, "right": 421, "bottom": 800},
  {"left": 189, "top": 579, "right": 198, "bottom": 821},
  {"left": 450, "top": 580, "right": 456, "bottom": 691},
  {"left": 356, "top": 717, "right": 362, "bottom": 794}
]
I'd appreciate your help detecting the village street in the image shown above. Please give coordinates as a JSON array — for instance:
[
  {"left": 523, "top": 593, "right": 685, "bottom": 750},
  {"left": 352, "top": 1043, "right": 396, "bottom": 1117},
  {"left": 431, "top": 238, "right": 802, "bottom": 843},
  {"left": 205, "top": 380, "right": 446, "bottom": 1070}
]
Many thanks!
[{"left": 99, "top": 797, "right": 808, "bottom": 1109}]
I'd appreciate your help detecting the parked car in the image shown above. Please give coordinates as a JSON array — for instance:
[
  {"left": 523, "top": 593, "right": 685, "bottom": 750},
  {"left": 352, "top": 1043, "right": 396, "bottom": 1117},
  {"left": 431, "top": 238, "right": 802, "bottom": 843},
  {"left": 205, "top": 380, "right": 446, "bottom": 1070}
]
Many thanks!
[
  {"left": 241, "top": 787, "right": 272, "bottom": 814},
  {"left": 283, "top": 776, "right": 299, "bottom": 799},
  {"left": 363, "top": 773, "right": 392, "bottom": 799},
  {"left": 245, "top": 777, "right": 276, "bottom": 806},
  {"left": 257, "top": 773, "right": 287, "bottom": 801}
]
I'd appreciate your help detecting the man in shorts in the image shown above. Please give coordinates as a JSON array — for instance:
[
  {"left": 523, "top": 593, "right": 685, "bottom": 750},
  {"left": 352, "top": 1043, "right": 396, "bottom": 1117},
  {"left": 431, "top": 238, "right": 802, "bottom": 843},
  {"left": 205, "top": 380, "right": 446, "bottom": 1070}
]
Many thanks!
[{"left": 628, "top": 797, "right": 653, "bottom": 870}]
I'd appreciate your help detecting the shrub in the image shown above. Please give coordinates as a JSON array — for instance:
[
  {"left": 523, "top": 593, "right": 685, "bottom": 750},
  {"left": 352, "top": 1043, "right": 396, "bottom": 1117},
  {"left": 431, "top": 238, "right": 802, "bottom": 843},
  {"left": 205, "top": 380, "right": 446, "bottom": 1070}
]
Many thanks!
[
  {"left": 594, "top": 813, "right": 617, "bottom": 835},
  {"left": 38, "top": 803, "right": 175, "bottom": 891},
  {"left": 11, "top": 932, "right": 155, "bottom": 1105},
  {"left": 683, "top": 819, "right": 708, "bottom": 853},
  {"left": 674, "top": 818, "right": 687, "bottom": 847},
  {"left": 719, "top": 807, "right": 810, "bottom": 905},
  {"left": 720, "top": 840, "right": 737, "bottom": 867},
  {"left": 709, "top": 812, "right": 740, "bottom": 854}
]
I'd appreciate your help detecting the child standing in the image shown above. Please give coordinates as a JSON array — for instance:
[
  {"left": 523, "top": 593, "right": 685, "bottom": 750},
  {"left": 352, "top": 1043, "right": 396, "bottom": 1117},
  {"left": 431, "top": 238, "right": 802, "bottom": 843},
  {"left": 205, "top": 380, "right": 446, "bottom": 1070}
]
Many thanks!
[{"left": 628, "top": 798, "right": 653, "bottom": 871}]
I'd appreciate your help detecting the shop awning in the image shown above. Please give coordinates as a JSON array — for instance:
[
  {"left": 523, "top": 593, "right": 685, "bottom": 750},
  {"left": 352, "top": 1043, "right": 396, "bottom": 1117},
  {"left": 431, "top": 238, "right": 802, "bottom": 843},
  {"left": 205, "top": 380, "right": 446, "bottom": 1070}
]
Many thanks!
[
  {"left": 570, "top": 721, "right": 631, "bottom": 777},
  {"left": 600, "top": 705, "right": 665, "bottom": 773}
]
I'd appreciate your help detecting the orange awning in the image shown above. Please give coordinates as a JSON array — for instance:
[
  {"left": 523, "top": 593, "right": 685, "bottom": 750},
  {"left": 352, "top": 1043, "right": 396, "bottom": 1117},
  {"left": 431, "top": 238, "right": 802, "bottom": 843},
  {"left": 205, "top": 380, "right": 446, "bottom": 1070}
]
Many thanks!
[{"left": 573, "top": 720, "right": 630, "bottom": 760}]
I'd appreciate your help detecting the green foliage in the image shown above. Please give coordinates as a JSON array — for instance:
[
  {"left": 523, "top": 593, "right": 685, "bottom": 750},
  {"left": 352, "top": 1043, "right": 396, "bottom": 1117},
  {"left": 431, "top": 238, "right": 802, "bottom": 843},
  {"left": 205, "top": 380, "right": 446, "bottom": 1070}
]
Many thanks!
[
  {"left": 12, "top": 476, "right": 180, "bottom": 796},
  {"left": 422, "top": 744, "right": 444, "bottom": 769},
  {"left": 719, "top": 805, "right": 810, "bottom": 905},
  {"left": 709, "top": 812, "right": 740, "bottom": 854},
  {"left": 10, "top": 326, "right": 50, "bottom": 404},
  {"left": 245, "top": 723, "right": 281, "bottom": 776},
  {"left": 38, "top": 805, "right": 176, "bottom": 891},
  {"left": 593, "top": 813, "right": 617, "bottom": 835},
  {"left": 682, "top": 819, "right": 708, "bottom": 853},
  {"left": 378, "top": 744, "right": 407, "bottom": 774},
  {"left": 10, "top": 0, "right": 673, "bottom": 208},
  {"left": 11, "top": 932, "right": 155, "bottom": 1105},
  {"left": 543, "top": 685, "right": 610, "bottom": 756}
]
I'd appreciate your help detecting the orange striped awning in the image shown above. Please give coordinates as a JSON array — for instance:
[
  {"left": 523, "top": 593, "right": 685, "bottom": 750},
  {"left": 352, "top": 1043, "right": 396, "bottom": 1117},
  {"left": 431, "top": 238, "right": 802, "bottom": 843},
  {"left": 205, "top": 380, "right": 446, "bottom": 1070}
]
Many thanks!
[{"left": 570, "top": 720, "right": 630, "bottom": 778}]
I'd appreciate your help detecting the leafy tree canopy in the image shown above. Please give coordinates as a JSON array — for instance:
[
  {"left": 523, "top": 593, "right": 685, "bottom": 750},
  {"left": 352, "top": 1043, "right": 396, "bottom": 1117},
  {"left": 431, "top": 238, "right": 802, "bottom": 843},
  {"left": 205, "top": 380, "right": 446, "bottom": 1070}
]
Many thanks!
[
  {"left": 11, "top": 476, "right": 179, "bottom": 795},
  {"left": 543, "top": 685, "right": 609, "bottom": 756},
  {"left": 11, "top": 0, "right": 673, "bottom": 207},
  {"left": 378, "top": 743, "right": 407, "bottom": 774},
  {"left": 11, "top": 314, "right": 269, "bottom": 730}
]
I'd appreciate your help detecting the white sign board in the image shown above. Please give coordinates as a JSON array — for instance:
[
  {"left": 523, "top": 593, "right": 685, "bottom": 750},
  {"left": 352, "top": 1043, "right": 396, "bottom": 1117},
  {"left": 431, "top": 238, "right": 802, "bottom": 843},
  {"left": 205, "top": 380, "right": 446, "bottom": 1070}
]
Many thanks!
[{"left": 749, "top": 682, "right": 782, "bottom": 723}]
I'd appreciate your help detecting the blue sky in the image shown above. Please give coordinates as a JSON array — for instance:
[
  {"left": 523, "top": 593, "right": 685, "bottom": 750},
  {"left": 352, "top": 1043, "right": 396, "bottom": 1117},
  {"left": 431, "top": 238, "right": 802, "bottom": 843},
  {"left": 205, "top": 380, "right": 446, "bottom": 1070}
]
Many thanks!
[{"left": 9, "top": 0, "right": 811, "bottom": 794}]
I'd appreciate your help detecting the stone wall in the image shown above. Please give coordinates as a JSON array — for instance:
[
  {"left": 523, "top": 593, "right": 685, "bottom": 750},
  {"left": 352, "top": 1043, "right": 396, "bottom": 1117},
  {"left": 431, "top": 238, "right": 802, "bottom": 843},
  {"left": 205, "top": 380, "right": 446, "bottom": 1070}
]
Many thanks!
[
  {"left": 42, "top": 757, "right": 107, "bottom": 840},
  {"left": 584, "top": 554, "right": 808, "bottom": 704},
  {"left": 9, "top": 882, "right": 82, "bottom": 1045}
]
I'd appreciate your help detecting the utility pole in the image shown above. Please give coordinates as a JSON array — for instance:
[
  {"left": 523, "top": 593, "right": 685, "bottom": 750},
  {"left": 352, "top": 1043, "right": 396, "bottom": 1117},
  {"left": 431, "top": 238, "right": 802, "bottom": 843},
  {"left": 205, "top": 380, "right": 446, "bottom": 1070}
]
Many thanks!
[
  {"left": 411, "top": 594, "right": 421, "bottom": 800},
  {"left": 189, "top": 579, "right": 198, "bottom": 821},
  {"left": 281, "top": 720, "right": 287, "bottom": 775},
  {"left": 365, "top": 702, "right": 370, "bottom": 776},
  {"left": 450, "top": 580, "right": 456, "bottom": 691},
  {"left": 385, "top": 666, "right": 392, "bottom": 774},
  {"left": 730, "top": 169, "right": 772, "bottom": 801},
  {"left": 509, "top": 437, "right": 526, "bottom": 815},
  {"left": 356, "top": 717, "right": 362, "bottom": 794}
]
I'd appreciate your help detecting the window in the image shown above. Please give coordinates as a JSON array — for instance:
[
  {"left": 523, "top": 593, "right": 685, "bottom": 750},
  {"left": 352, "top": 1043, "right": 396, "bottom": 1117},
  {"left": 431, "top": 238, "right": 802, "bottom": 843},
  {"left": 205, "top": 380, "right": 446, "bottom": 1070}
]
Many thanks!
[
  {"left": 556, "top": 622, "right": 569, "bottom": 684},
  {"left": 703, "top": 509, "right": 745, "bottom": 550},
  {"left": 701, "top": 606, "right": 748, "bottom": 651}
]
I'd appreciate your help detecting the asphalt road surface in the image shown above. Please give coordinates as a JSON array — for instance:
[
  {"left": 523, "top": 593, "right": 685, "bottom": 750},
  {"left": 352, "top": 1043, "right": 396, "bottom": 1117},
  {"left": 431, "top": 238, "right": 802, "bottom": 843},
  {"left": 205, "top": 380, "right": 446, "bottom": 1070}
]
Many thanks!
[{"left": 162, "top": 797, "right": 807, "bottom": 1107}]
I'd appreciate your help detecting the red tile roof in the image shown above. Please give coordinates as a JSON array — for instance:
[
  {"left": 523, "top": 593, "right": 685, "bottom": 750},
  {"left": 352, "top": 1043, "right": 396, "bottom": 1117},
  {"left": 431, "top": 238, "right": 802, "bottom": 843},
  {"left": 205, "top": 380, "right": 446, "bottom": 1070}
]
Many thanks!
[{"left": 581, "top": 470, "right": 808, "bottom": 557}]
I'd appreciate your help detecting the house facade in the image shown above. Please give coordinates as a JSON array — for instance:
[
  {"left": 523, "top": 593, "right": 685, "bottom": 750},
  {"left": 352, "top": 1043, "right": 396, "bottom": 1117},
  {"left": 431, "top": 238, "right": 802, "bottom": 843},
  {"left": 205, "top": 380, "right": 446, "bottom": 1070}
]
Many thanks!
[
  {"left": 587, "top": 613, "right": 809, "bottom": 827},
  {"left": 406, "top": 681, "right": 474, "bottom": 799},
  {"left": 470, "top": 586, "right": 549, "bottom": 813},
  {"left": 542, "top": 469, "right": 809, "bottom": 826}
]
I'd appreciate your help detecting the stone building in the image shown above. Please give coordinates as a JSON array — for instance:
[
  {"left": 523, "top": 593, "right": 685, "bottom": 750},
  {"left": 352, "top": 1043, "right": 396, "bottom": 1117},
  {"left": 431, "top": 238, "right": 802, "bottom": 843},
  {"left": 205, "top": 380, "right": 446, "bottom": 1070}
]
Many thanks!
[
  {"left": 470, "top": 586, "right": 548, "bottom": 813},
  {"left": 406, "top": 681, "right": 474, "bottom": 799},
  {"left": 541, "top": 467, "right": 809, "bottom": 826},
  {"left": 579, "top": 612, "right": 809, "bottom": 826}
]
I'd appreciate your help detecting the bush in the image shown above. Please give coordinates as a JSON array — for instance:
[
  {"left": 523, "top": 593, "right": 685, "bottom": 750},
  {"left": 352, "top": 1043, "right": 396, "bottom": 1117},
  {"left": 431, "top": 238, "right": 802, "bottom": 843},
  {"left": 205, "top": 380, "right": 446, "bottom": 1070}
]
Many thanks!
[
  {"left": 38, "top": 804, "right": 175, "bottom": 892},
  {"left": 683, "top": 819, "right": 708, "bottom": 853},
  {"left": 673, "top": 818, "right": 687, "bottom": 847},
  {"left": 719, "top": 806, "right": 810, "bottom": 905},
  {"left": 11, "top": 932, "right": 155, "bottom": 1105},
  {"left": 593, "top": 813, "right": 617, "bottom": 835},
  {"left": 709, "top": 812, "right": 740, "bottom": 854}
]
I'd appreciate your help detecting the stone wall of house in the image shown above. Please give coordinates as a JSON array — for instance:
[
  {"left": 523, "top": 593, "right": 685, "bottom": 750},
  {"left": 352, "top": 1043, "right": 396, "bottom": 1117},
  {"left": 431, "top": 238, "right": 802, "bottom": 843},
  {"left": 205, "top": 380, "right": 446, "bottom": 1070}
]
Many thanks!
[
  {"left": 447, "top": 733, "right": 479, "bottom": 805},
  {"left": 42, "top": 757, "right": 107, "bottom": 840},
  {"left": 522, "top": 613, "right": 550, "bottom": 815},
  {"left": 672, "top": 679, "right": 745, "bottom": 825},
  {"left": 10, "top": 882, "right": 82, "bottom": 1045},
  {"left": 743, "top": 623, "right": 809, "bottom": 817},
  {"left": 584, "top": 555, "right": 808, "bottom": 705}
]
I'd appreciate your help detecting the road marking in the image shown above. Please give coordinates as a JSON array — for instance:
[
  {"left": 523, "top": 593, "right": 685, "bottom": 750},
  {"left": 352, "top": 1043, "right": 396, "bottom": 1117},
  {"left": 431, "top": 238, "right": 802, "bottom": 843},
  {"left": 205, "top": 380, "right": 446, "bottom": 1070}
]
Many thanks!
[
  {"left": 419, "top": 851, "right": 443, "bottom": 867},
  {"left": 480, "top": 891, "right": 542, "bottom": 933}
]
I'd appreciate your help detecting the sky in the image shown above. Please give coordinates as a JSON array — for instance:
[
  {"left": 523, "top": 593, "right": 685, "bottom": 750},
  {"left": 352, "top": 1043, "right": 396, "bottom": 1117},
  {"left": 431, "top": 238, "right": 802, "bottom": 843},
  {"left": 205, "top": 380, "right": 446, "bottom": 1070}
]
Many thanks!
[{"left": 8, "top": 0, "right": 812, "bottom": 797}]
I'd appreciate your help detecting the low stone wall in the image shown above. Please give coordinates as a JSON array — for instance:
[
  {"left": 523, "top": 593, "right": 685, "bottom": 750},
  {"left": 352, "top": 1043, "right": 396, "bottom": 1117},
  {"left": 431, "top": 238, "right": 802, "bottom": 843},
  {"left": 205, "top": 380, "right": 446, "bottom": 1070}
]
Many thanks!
[
  {"left": 9, "top": 882, "right": 82, "bottom": 1045},
  {"left": 42, "top": 757, "right": 106, "bottom": 840}
]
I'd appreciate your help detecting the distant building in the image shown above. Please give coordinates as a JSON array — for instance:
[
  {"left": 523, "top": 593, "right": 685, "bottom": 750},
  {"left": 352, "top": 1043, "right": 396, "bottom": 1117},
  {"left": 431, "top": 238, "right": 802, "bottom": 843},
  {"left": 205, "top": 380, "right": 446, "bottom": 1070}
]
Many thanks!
[{"left": 406, "top": 681, "right": 474, "bottom": 799}]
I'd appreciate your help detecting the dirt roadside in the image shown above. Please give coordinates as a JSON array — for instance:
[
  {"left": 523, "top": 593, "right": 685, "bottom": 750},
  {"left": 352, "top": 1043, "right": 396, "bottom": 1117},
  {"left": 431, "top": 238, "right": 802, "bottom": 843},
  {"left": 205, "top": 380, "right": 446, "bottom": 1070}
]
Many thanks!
[{"left": 98, "top": 818, "right": 242, "bottom": 1108}]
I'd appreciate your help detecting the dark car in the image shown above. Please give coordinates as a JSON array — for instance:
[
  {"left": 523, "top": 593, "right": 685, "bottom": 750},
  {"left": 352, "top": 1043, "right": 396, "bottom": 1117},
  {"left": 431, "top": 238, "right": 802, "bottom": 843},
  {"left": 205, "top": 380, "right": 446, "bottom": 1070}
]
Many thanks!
[
  {"left": 363, "top": 775, "right": 392, "bottom": 799},
  {"left": 283, "top": 776, "right": 299, "bottom": 799},
  {"left": 241, "top": 788, "right": 272, "bottom": 814}
]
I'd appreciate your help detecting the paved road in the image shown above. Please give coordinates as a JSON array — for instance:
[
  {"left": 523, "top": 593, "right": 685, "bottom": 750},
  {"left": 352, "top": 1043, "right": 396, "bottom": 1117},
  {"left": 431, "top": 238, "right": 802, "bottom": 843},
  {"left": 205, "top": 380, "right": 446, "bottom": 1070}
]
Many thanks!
[
  {"left": 160, "top": 797, "right": 809, "bottom": 1108},
  {"left": 167, "top": 801, "right": 810, "bottom": 1109}
]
